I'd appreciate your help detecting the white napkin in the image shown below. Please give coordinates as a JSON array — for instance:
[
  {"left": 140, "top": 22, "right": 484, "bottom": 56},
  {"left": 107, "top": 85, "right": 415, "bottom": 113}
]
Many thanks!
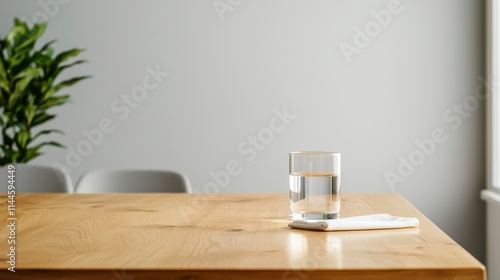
[{"left": 288, "top": 214, "right": 419, "bottom": 231}]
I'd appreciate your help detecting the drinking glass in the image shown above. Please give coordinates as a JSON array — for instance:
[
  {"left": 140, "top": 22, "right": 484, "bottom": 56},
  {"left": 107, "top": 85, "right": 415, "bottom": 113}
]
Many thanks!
[{"left": 289, "top": 151, "right": 341, "bottom": 220}]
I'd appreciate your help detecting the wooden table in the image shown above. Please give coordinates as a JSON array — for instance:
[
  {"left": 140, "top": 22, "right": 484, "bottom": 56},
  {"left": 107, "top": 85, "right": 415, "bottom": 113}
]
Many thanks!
[{"left": 0, "top": 193, "right": 486, "bottom": 279}]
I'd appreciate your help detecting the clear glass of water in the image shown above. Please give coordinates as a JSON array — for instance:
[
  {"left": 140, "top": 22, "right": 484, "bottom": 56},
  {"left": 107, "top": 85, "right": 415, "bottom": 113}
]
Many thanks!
[{"left": 289, "top": 151, "right": 341, "bottom": 220}]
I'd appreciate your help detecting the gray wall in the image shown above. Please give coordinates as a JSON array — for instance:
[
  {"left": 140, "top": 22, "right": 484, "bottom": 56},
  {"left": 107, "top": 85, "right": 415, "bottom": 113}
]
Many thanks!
[{"left": 0, "top": 0, "right": 486, "bottom": 262}]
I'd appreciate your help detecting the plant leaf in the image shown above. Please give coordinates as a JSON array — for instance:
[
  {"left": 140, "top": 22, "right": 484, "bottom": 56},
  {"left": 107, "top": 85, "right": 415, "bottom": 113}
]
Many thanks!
[
  {"left": 0, "top": 86, "right": 7, "bottom": 106},
  {"left": 8, "top": 68, "right": 41, "bottom": 109},
  {"left": 23, "top": 147, "right": 42, "bottom": 162},
  {"left": 10, "top": 68, "right": 41, "bottom": 101},
  {"left": 43, "top": 75, "right": 90, "bottom": 100},
  {"left": 31, "top": 129, "right": 63, "bottom": 142},
  {"left": 26, "top": 51, "right": 50, "bottom": 73},
  {"left": 11, "top": 151, "right": 20, "bottom": 162},
  {"left": 39, "top": 95, "right": 69, "bottom": 110},
  {"left": 35, "top": 141, "right": 65, "bottom": 149},
  {"left": 16, "top": 22, "right": 47, "bottom": 50},
  {"left": 55, "top": 75, "right": 90, "bottom": 90},
  {"left": 7, "top": 120, "right": 26, "bottom": 131},
  {"left": 24, "top": 98, "right": 36, "bottom": 126},
  {"left": 7, "top": 92, "right": 21, "bottom": 110},
  {"left": 16, "top": 130, "right": 29, "bottom": 149},
  {"left": 8, "top": 52, "right": 27, "bottom": 70},
  {"left": 6, "top": 25, "right": 26, "bottom": 46},
  {"left": 31, "top": 112, "right": 55, "bottom": 126},
  {"left": 39, "top": 39, "right": 57, "bottom": 53},
  {"left": 53, "top": 48, "right": 82, "bottom": 65},
  {"left": 12, "top": 67, "right": 41, "bottom": 80},
  {"left": 0, "top": 49, "right": 6, "bottom": 81},
  {"left": 53, "top": 59, "right": 87, "bottom": 79}
]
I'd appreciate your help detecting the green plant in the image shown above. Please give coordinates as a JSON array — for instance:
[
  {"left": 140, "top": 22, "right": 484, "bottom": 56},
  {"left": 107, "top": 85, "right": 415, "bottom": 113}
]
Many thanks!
[{"left": 0, "top": 18, "right": 89, "bottom": 166}]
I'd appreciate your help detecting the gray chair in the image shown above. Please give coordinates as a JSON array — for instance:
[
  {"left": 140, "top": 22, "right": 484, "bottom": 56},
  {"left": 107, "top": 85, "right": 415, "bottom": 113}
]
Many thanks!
[
  {"left": 0, "top": 164, "right": 73, "bottom": 193},
  {"left": 75, "top": 169, "right": 192, "bottom": 193}
]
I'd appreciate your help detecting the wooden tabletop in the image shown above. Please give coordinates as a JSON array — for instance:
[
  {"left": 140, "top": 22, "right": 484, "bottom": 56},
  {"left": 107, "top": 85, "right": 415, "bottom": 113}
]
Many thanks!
[{"left": 0, "top": 193, "right": 485, "bottom": 280}]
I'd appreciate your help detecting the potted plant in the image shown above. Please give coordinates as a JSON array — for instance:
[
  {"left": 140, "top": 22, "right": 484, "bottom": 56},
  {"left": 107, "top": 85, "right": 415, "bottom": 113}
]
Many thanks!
[{"left": 0, "top": 18, "right": 89, "bottom": 167}]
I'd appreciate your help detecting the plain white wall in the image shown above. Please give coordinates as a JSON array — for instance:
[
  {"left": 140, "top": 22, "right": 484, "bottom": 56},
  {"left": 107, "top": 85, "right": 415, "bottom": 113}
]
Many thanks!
[{"left": 0, "top": 0, "right": 485, "bottom": 261}]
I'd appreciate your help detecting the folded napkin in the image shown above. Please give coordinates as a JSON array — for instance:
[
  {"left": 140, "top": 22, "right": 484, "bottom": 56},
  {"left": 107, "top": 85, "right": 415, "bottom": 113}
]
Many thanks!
[{"left": 288, "top": 214, "right": 419, "bottom": 231}]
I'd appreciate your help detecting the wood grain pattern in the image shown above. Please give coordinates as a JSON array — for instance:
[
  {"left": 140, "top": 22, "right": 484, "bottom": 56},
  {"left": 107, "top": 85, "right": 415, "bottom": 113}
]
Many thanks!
[{"left": 0, "top": 193, "right": 486, "bottom": 279}]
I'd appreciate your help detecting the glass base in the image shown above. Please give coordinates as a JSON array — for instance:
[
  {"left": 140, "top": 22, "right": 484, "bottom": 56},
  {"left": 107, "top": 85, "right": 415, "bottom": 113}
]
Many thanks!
[{"left": 290, "top": 212, "right": 340, "bottom": 220}]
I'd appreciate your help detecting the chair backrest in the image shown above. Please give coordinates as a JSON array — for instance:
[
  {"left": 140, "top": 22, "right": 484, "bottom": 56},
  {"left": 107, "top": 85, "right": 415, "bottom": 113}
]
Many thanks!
[
  {"left": 0, "top": 164, "right": 73, "bottom": 193},
  {"left": 76, "top": 169, "right": 192, "bottom": 193}
]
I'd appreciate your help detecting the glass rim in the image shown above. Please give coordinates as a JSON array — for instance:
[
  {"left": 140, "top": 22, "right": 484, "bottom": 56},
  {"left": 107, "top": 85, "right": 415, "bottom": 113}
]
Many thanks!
[{"left": 289, "top": 151, "right": 340, "bottom": 155}]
